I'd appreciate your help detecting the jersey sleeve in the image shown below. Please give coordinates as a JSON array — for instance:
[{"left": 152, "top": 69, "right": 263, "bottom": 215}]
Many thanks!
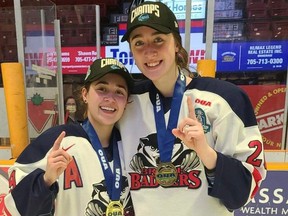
[
  {"left": 4, "top": 167, "right": 58, "bottom": 216},
  {"left": 201, "top": 80, "right": 267, "bottom": 210},
  {"left": 3, "top": 124, "right": 89, "bottom": 216},
  {"left": 3, "top": 125, "right": 68, "bottom": 216}
]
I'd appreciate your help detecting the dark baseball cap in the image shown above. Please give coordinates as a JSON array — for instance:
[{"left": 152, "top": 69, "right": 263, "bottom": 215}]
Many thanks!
[
  {"left": 84, "top": 58, "right": 134, "bottom": 90},
  {"left": 121, "top": 1, "right": 179, "bottom": 42}
]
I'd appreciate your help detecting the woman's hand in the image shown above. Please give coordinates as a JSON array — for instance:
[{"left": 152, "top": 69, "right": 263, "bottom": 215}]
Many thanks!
[
  {"left": 172, "top": 97, "right": 217, "bottom": 170},
  {"left": 43, "top": 131, "right": 72, "bottom": 187}
]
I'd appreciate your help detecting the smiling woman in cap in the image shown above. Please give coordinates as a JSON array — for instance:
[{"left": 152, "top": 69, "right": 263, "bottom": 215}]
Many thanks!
[
  {"left": 118, "top": 1, "right": 266, "bottom": 216},
  {"left": 3, "top": 58, "right": 135, "bottom": 216}
]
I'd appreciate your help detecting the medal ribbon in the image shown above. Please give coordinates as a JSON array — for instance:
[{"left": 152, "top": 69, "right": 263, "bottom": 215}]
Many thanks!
[
  {"left": 152, "top": 73, "right": 186, "bottom": 163},
  {"left": 82, "top": 120, "right": 122, "bottom": 201}
]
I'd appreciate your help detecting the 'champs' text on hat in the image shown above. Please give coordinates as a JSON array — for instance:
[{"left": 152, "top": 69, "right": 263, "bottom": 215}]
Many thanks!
[
  {"left": 130, "top": 4, "right": 160, "bottom": 23},
  {"left": 101, "top": 58, "right": 125, "bottom": 68}
]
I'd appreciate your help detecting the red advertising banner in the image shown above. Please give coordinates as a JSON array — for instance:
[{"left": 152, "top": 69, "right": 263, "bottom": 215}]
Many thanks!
[
  {"left": 240, "top": 85, "right": 286, "bottom": 150},
  {"left": 61, "top": 46, "right": 106, "bottom": 74}
]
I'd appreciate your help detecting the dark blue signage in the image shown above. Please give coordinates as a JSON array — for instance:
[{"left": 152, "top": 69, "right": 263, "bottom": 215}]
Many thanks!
[
  {"left": 235, "top": 171, "right": 288, "bottom": 216},
  {"left": 217, "top": 41, "right": 288, "bottom": 72}
]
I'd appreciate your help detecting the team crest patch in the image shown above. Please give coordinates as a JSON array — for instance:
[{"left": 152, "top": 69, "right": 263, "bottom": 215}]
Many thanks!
[{"left": 195, "top": 108, "right": 211, "bottom": 133}]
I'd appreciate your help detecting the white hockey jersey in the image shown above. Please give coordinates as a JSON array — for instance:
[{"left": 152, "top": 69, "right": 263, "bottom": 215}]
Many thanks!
[
  {"left": 3, "top": 124, "right": 135, "bottom": 216},
  {"left": 118, "top": 76, "right": 266, "bottom": 216}
]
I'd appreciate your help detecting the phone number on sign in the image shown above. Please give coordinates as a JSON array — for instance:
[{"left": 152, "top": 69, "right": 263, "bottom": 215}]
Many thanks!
[
  {"left": 75, "top": 57, "right": 97, "bottom": 62},
  {"left": 247, "top": 58, "right": 283, "bottom": 65}
]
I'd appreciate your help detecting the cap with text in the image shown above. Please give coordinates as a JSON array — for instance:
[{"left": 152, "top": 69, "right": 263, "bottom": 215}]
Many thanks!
[
  {"left": 84, "top": 58, "right": 134, "bottom": 90},
  {"left": 121, "top": 1, "right": 179, "bottom": 42}
]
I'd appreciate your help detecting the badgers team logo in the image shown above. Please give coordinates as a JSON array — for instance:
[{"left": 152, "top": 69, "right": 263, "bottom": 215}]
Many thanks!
[{"left": 129, "top": 133, "right": 201, "bottom": 189}]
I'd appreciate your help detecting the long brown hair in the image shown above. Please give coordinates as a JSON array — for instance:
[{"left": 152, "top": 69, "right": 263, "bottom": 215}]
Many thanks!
[{"left": 173, "top": 32, "right": 196, "bottom": 78}]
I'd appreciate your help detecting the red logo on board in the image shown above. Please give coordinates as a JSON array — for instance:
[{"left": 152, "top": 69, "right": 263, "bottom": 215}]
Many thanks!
[{"left": 27, "top": 93, "right": 58, "bottom": 133}]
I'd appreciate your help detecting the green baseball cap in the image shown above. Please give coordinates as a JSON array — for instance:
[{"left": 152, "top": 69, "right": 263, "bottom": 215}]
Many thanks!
[
  {"left": 121, "top": 1, "right": 179, "bottom": 42},
  {"left": 84, "top": 58, "right": 134, "bottom": 90}
]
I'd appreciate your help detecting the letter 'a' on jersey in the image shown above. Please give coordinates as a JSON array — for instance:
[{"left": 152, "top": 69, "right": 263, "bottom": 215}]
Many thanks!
[{"left": 3, "top": 124, "right": 134, "bottom": 216}]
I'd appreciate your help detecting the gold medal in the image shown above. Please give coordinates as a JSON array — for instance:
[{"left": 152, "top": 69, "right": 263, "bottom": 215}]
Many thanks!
[
  {"left": 155, "top": 162, "right": 178, "bottom": 187},
  {"left": 106, "top": 201, "right": 124, "bottom": 216}
]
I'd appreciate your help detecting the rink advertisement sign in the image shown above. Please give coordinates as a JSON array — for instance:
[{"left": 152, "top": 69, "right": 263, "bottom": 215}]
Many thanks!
[
  {"left": 235, "top": 171, "right": 288, "bottom": 216},
  {"left": 217, "top": 40, "right": 288, "bottom": 72},
  {"left": 240, "top": 85, "right": 286, "bottom": 150}
]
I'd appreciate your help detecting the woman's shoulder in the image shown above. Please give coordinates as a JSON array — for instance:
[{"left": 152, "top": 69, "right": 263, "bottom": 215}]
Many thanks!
[
  {"left": 188, "top": 76, "right": 247, "bottom": 98},
  {"left": 188, "top": 76, "right": 256, "bottom": 125},
  {"left": 42, "top": 124, "right": 87, "bottom": 138},
  {"left": 16, "top": 124, "right": 88, "bottom": 163}
]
